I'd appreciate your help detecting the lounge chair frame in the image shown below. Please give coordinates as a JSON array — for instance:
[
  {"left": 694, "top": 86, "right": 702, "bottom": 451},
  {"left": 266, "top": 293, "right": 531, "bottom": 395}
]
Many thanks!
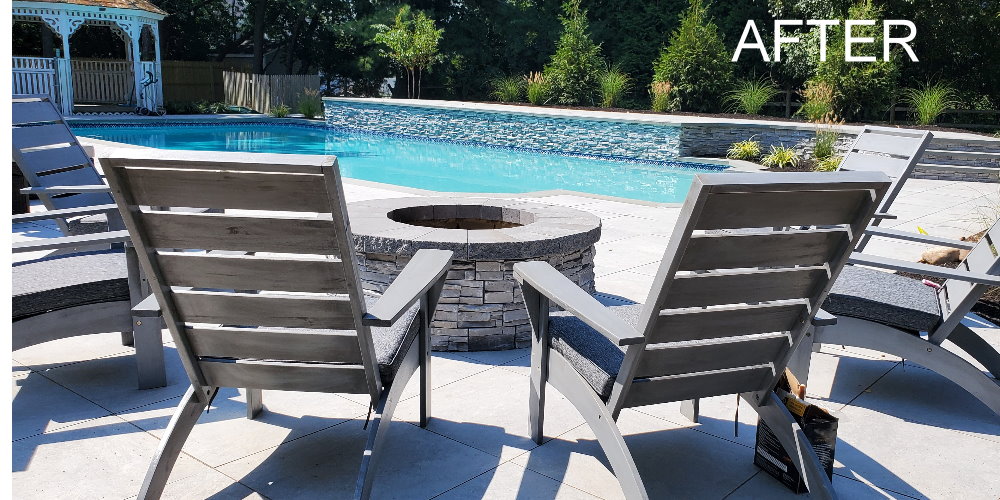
[{"left": 790, "top": 220, "right": 1000, "bottom": 416}]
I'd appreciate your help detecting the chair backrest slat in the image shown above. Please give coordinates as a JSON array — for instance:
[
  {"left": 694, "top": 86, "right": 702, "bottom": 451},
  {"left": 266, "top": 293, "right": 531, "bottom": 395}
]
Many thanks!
[
  {"left": 120, "top": 166, "right": 334, "bottom": 212},
  {"left": 16, "top": 146, "right": 92, "bottom": 175},
  {"left": 141, "top": 212, "right": 341, "bottom": 255},
  {"left": 12, "top": 99, "right": 64, "bottom": 125},
  {"left": 12, "top": 123, "right": 73, "bottom": 149},
  {"left": 102, "top": 149, "right": 378, "bottom": 396},
  {"left": 677, "top": 229, "right": 851, "bottom": 270},
  {"left": 661, "top": 266, "right": 830, "bottom": 309},
  {"left": 849, "top": 128, "right": 928, "bottom": 159},
  {"left": 157, "top": 252, "right": 350, "bottom": 293},
  {"left": 649, "top": 300, "right": 810, "bottom": 344},
  {"left": 187, "top": 327, "right": 363, "bottom": 364},
  {"left": 613, "top": 172, "right": 890, "bottom": 410},
  {"left": 197, "top": 360, "right": 368, "bottom": 393},
  {"left": 172, "top": 290, "right": 356, "bottom": 329},
  {"left": 624, "top": 365, "right": 775, "bottom": 407},
  {"left": 694, "top": 189, "right": 875, "bottom": 235},
  {"left": 634, "top": 333, "right": 789, "bottom": 379}
]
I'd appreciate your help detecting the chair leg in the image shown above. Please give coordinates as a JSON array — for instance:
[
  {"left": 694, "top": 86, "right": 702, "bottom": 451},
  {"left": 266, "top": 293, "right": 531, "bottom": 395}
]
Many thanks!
[
  {"left": 355, "top": 379, "right": 406, "bottom": 500},
  {"left": 132, "top": 315, "right": 166, "bottom": 390},
  {"left": 680, "top": 399, "right": 699, "bottom": 423},
  {"left": 121, "top": 331, "right": 135, "bottom": 347},
  {"left": 747, "top": 391, "right": 836, "bottom": 500},
  {"left": 246, "top": 388, "right": 264, "bottom": 420},
  {"left": 946, "top": 323, "right": 1000, "bottom": 379},
  {"left": 419, "top": 303, "right": 432, "bottom": 428},
  {"left": 529, "top": 348, "right": 547, "bottom": 444},
  {"left": 138, "top": 385, "right": 211, "bottom": 500},
  {"left": 818, "top": 318, "right": 1000, "bottom": 417},
  {"left": 548, "top": 354, "right": 647, "bottom": 500}
]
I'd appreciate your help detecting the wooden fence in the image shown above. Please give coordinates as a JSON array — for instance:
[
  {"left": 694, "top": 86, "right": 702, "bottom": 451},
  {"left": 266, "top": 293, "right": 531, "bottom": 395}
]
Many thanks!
[
  {"left": 161, "top": 60, "right": 253, "bottom": 103},
  {"left": 222, "top": 71, "right": 321, "bottom": 114},
  {"left": 765, "top": 90, "right": 999, "bottom": 128}
]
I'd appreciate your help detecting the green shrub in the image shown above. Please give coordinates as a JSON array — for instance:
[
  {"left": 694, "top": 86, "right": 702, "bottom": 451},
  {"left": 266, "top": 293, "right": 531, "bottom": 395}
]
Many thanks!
[
  {"left": 543, "top": 0, "right": 604, "bottom": 106},
  {"left": 650, "top": 81, "right": 674, "bottom": 112},
  {"left": 761, "top": 145, "right": 799, "bottom": 169},
  {"left": 815, "top": 156, "right": 842, "bottom": 172},
  {"left": 524, "top": 72, "right": 550, "bottom": 105},
  {"left": 195, "top": 101, "right": 229, "bottom": 114},
  {"left": 297, "top": 88, "right": 323, "bottom": 119},
  {"left": 270, "top": 103, "right": 291, "bottom": 118},
  {"left": 491, "top": 75, "right": 524, "bottom": 103},
  {"left": 811, "top": 1, "right": 900, "bottom": 121},
  {"left": 902, "top": 82, "right": 959, "bottom": 125},
  {"left": 797, "top": 81, "right": 836, "bottom": 122},
  {"left": 724, "top": 76, "right": 779, "bottom": 115},
  {"left": 598, "top": 64, "right": 631, "bottom": 108},
  {"left": 652, "top": 0, "right": 732, "bottom": 112},
  {"left": 727, "top": 138, "right": 762, "bottom": 161},
  {"left": 813, "top": 130, "right": 839, "bottom": 159}
]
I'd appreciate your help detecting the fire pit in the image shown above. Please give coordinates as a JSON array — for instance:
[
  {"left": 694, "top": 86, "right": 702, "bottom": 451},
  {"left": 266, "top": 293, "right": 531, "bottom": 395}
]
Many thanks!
[{"left": 348, "top": 197, "right": 601, "bottom": 351}]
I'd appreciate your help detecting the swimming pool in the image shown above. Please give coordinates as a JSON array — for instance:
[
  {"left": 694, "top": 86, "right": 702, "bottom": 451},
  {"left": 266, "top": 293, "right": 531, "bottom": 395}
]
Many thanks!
[{"left": 72, "top": 122, "right": 725, "bottom": 203}]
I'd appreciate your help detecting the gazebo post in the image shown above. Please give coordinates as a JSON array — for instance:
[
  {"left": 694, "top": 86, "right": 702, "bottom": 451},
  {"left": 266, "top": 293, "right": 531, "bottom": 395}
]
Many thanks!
[{"left": 151, "top": 23, "right": 163, "bottom": 110}]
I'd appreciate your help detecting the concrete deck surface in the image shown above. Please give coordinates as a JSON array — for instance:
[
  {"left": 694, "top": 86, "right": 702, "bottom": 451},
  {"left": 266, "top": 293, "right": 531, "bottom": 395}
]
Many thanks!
[{"left": 12, "top": 177, "right": 1000, "bottom": 499}]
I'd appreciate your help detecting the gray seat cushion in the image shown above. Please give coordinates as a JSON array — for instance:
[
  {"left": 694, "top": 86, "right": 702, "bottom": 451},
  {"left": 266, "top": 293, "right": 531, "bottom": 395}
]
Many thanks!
[
  {"left": 364, "top": 294, "right": 420, "bottom": 384},
  {"left": 548, "top": 303, "right": 644, "bottom": 400},
  {"left": 823, "top": 266, "right": 942, "bottom": 333},
  {"left": 13, "top": 249, "right": 129, "bottom": 321}
]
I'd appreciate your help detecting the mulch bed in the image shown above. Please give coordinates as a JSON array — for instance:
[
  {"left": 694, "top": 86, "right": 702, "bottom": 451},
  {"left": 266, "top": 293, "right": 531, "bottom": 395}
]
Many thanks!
[{"left": 473, "top": 101, "right": 998, "bottom": 137}]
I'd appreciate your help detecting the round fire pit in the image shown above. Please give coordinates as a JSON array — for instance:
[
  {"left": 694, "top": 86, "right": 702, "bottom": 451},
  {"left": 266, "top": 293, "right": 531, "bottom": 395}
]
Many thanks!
[{"left": 348, "top": 197, "right": 601, "bottom": 351}]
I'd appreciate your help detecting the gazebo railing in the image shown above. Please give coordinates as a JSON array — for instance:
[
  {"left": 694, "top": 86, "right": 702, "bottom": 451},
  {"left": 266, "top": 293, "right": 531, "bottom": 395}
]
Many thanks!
[{"left": 13, "top": 57, "right": 57, "bottom": 100}]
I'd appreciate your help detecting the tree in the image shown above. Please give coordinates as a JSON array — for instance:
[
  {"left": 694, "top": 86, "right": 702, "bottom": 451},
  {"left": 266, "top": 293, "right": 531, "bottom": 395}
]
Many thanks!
[
  {"left": 373, "top": 5, "right": 444, "bottom": 99},
  {"left": 652, "top": 0, "right": 733, "bottom": 112},
  {"left": 810, "top": 0, "right": 900, "bottom": 121},
  {"left": 543, "top": 0, "right": 604, "bottom": 105}
]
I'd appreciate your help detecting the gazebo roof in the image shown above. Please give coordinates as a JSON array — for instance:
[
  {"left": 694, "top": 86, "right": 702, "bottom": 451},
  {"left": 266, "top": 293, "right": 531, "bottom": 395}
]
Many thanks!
[{"left": 24, "top": 0, "right": 167, "bottom": 16}]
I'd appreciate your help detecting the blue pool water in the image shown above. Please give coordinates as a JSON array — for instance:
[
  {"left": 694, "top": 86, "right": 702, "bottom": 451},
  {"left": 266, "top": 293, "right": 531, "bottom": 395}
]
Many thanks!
[{"left": 73, "top": 123, "right": 724, "bottom": 203}]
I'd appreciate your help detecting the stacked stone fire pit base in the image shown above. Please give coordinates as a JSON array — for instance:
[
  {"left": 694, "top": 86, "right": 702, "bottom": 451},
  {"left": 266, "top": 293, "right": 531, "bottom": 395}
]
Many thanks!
[{"left": 348, "top": 197, "right": 601, "bottom": 351}]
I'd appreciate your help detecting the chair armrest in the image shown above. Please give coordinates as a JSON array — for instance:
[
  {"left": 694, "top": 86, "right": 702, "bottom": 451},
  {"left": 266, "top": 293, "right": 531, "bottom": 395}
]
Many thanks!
[
  {"left": 12, "top": 204, "right": 119, "bottom": 224},
  {"left": 513, "top": 261, "right": 645, "bottom": 347},
  {"left": 21, "top": 185, "right": 111, "bottom": 195},
  {"left": 863, "top": 227, "right": 975, "bottom": 249},
  {"left": 132, "top": 293, "right": 162, "bottom": 318},
  {"left": 811, "top": 309, "right": 837, "bottom": 327},
  {"left": 12, "top": 230, "right": 131, "bottom": 253},
  {"left": 363, "top": 249, "right": 453, "bottom": 327},
  {"left": 848, "top": 253, "right": 1000, "bottom": 287},
  {"left": 871, "top": 212, "right": 897, "bottom": 220}
]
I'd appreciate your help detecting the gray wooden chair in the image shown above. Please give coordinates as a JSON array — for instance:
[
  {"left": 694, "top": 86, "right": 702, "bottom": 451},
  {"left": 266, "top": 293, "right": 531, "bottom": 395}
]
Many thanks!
[
  {"left": 834, "top": 125, "right": 932, "bottom": 251},
  {"left": 13, "top": 94, "right": 120, "bottom": 236},
  {"left": 99, "top": 148, "right": 452, "bottom": 500},
  {"left": 790, "top": 219, "right": 1000, "bottom": 417},
  {"left": 514, "top": 171, "right": 891, "bottom": 499}
]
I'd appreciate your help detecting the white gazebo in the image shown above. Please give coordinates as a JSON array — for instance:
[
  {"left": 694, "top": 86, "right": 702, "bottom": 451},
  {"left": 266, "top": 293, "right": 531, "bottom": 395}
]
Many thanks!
[{"left": 12, "top": 0, "right": 166, "bottom": 114}]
